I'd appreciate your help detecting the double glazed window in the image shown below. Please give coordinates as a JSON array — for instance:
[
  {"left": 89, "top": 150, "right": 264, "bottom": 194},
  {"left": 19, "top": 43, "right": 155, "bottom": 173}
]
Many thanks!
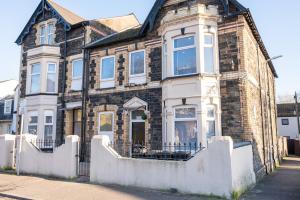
[
  {"left": 173, "top": 36, "right": 197, "bottom": 76},
  {"left": 30, "top": 63, "right": 41, "bottom": 94},
  {"left": 206, "top": 106, "right": 216, "bottom": 139},
  {"left": 4, "top": 100, "right": 12, "bottom": 115},
  {"left": 40, "top": 23, "right": 55, "bottom": 45},
  {"left": 28, "top": 113, "right": 38, "bottom": 135},
  {"left": 282, "top": 119, "right": 289, "bottom": 126},
  {"left": 174, "top": 107, "right": 197, "bottom": 144},
  {"left": 100, "top": 56, "right": 115, "bottom": 88},
  {"left": 130, "top": 50, "right": 145, "bottom": 76},
  {"left": 204, "top": 34, "right": 215, "bottom": 73},
  {"left": 47, "top": 63, "right": 56, "bottom": 93},
  {"left": 44, "top": 111, "right": 54, "bottom": 141},
  {"left": 99, "top": 112, "right": 114, "bottom": 142},
  {"left": 72, "top": 59, "right": 83, "bottom": 91}
]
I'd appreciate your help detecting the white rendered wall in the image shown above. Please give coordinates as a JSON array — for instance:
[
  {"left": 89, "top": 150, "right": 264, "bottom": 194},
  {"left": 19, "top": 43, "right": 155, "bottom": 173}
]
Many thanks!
[
  {"left": 90, "top": 135, "right": 256, "bottom": 198},
  {"left": 16, "top": 134, "right": 79, "bottom": 179},
  {"left": 277, "top": 117, "right": 299, "bottom": 139},
  {"left": 0, "top": 134, "right": 16, "bottom": 169}
]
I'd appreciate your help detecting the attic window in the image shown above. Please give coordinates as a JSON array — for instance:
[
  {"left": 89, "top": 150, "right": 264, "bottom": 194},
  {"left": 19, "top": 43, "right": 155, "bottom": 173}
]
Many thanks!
[{"left": 39, "top": 23, "right": 55, "bottom": 45}]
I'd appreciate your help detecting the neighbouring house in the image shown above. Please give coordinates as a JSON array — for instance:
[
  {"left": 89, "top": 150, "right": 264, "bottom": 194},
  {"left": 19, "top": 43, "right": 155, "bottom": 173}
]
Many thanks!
[
  {"left": 277, "top": 103, "right": 300, "bottom": 140},
  {"left": 15, "top": 0, "right": 280, "bottom": 180},
  {"left": 0, "top": 80, "right": 18, "bottom": 134}
]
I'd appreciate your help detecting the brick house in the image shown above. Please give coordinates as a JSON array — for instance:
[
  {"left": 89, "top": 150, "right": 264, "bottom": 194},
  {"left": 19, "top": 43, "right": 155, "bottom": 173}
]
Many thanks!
[{"left": 16, "top": 0, "right": 279, "bottom": 179}]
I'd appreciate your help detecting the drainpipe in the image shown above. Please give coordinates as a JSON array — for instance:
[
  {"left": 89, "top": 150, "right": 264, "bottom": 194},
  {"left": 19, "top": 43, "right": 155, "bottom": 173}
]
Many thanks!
[
  {"left": 256, "top": 44, "right": 267, "bottom": 174},
  {"left": 81, "top": 23, "right": 87, "bottom": 146},
  {"left": 60, "top": 29, "right": 67, "bottom": 142}
]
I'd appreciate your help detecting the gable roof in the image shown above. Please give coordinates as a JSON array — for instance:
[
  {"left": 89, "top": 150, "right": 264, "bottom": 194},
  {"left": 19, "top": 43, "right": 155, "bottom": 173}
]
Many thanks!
[
  {"left": 0, "top": 80, "right": 18, "bottom": 100},
  {"left": 96, "top": 13, "right": 140, "bottom": 32},
  {"left": 47, "top": 0, "right": 85, "bottom": 25},
  {"left": 16, "top": 0, "right": 86, "bottom": 45}
]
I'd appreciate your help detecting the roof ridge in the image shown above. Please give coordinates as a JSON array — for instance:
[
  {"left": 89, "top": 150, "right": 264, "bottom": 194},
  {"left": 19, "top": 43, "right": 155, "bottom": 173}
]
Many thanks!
[{"left": 96, "top": 13, "right": 138, "bottom": 22}]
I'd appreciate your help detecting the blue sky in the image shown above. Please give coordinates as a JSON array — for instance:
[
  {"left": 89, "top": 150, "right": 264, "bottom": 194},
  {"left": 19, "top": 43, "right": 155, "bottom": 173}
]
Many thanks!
[{"left": 0, "top": 0, "right": 299, "bottom": 96}]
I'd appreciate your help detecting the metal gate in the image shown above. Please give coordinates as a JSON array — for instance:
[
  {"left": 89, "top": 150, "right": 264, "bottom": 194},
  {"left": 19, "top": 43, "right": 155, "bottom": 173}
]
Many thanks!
[{"left": 78, "top": 141, "right": 91, "bottom": 177}]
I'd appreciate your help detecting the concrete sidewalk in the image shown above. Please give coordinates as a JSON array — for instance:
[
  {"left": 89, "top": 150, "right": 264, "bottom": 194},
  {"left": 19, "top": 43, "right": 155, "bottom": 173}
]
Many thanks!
[
  {"left": 242, "top": 156, "right": 300, "bottom": 200},
  {"left": 0, "top": 173, "right": 218, "bottom": 200}
]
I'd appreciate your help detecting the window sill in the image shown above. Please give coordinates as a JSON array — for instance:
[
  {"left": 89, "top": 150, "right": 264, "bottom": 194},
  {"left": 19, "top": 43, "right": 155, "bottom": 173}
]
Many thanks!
[
  {"left": 25, "top": 93, "right": 59, "bottom": 97},
  {"left": 162, "top": 73, "right": 200, "bottom": 82},
  {"left": 96, "top": 87, "right": 116, "bottom": 91}
]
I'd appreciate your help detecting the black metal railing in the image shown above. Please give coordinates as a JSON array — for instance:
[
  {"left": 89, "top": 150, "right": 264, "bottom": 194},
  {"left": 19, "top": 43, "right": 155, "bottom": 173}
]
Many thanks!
[
  {"left": 109, "top": 142, "right": 204, "bottom": 161},
  {"left": 30, "top": 139, "right": 65, "bottom": 153}
]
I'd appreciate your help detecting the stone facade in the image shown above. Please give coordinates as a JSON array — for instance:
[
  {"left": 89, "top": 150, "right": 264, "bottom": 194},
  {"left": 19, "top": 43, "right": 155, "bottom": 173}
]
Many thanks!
[{"left": 16, "top": 0, "right": 279, "bottom": 179}]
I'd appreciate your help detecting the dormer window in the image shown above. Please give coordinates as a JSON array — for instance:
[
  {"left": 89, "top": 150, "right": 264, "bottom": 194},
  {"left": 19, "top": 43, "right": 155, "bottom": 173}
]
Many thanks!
[
  {"left": 39, "top": 23, "right": 55, "bottom": 45},
  {"left": 40, "top": 25, "right": 46, "bottom": 45},
  {"left": 173, "top": 36, "right": 197, "bottom": 76}
]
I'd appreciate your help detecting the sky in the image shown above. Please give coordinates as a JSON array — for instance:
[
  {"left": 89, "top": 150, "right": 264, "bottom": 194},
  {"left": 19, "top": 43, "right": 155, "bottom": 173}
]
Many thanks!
[{"left": 0, "top": 0, "right": 299, "bottom": 96}]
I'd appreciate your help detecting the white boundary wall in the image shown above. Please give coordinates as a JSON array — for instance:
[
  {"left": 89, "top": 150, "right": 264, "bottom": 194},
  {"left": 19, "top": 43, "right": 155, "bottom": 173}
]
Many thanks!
[
  {"left": 0, "top": 134, "right": 15, "bottom": 169},
  {"left": 91, "top": 136, "right": 256, "bottom": 198},
  {"left": 16, "top": 134, "right": 79, "bottom": 179}
]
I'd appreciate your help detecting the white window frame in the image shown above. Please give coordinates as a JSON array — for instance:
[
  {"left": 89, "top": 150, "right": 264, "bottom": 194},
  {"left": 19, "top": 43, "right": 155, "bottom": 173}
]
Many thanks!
[
  {"left": 46, "top": 62, "right": 57, "bottom": 93},
  {"left": 173, "top": 106, "right": 198, "bottom": 144},
  {"left": 30, "top": 63, "right": 41, "bottom": 94},
  {"left": 40, "top": 25, "right": 46, "bottom": 45},
  {"left": 98, "top": 112, "right": 114, "bottom": 141},
  {"left": 206, "top": 105, "right": 216, "bottom": 139},
  {"left": 281, "top": 118, "right": 289, "bottom": 126},
  {"left": 172, "top": 35, "right": 197, "bottom": 77},
  {"left": 204, "top": 33, "right": 215, "bottom": 74},
  {"left": 129, "top": 110, "right": 146, "bottom": 143},
  {"left": 129, "top": 50, "right": 146, "bottom": 77},
  {"left": 28, "top": 111, "right": 38, "bottom": 135},
  {"left": 162, "top": 42, "right": 168, "bottom": 79},
  {"left": 44, "top": 110, "right": 54, "bottom": 141},
  {"left": 47, "top": 23, "right": 55, "bottom": 45},
  {"left": 71, "top": 59, "right": 83, "bottom": 91},
  {"left": 4, "top": 100, "right": 12, "bottom": 115},
  {"left": 100, "top": 55, "right": 115, "bottom": 88}
]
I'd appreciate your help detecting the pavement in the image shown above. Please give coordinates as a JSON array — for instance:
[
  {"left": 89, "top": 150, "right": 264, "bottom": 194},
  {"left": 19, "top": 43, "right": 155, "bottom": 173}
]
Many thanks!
[
  {"left": 242, "top": 156, "right": 300, "bottom": 200},
  {"left": 0, "top": 174, "right": 219, "bottom": 200}
]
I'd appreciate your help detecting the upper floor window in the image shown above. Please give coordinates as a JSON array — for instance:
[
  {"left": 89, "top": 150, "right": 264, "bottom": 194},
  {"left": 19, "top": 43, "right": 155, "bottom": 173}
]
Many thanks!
[
  {"left": 40, "top": 25, "right": 46, "bottom": 45},
  {"left": 47, "top": 24, "right": 55, "bottom": 45},
  {"left": 47, "top": 63, "right": 57, "bottom": 93},
  {"left": 4, "top": 100, "right": 12, "bottom": 115},
  {"left": 100, "top": 56, "right": 115, "bottom": 88},
  {"left": 40, "top": 23, "right": 55, "bottom": 45},
  {"left": 173, "top": 36, "right": 197, "bottom": 76},
  {"left": 206, "top": 106, "right": 216, "bottom": 139},
  {"left": 71, "top": 59, "right": 83, "bottom": 91},
  {"left": 204, "top": 34, "right": 215, "bottom": 73},
  {"left": 130, "top": 50, "right": 145, "bottom": 76},
  {"left": 30, "top": 63, "right": 41, "bottom": 94},
  {"left": 282, "top": 119, "right": 289, "bottom": 126},
  {"left": 174, "top": 107, "right": 197, "bottom": 145}
]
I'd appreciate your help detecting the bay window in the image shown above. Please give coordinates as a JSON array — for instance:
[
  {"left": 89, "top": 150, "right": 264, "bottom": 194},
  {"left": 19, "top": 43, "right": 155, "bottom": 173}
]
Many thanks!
[
  {"left": 30, "top": 63, "right": 41, "bottom": 94},
  {"left": 206, "top": 106, "right": 216, "bottom": 139},
  {"left": 100, "top": 56, "right": 115, "bottom": 88},
  {"left": 4, "top": 100, "right": 12, "bottom": 115},
  {"left": 204, "top": 34, "right": 215, "bottom": 73},
  {"left": 99, "top": 112, "right": 114, "bottom": 142},
  {"left": 174, "top": 107, "right": 197, "bottom": 144},
  {"left": 47, "top": 63, "right": 56, "bottom": 93},
  {"left": 44, "top": 111, "right": 54, "bottom": 141},
  {"left": 130, "top": 50, "right": 145, "bottom": 76},
  {"left": 28, "top": 112, "right": 38, "bottom": 135},
  {"left": 71, "top": 59, "right": 83, "bottom": 91},
  {"left": 173, "top": 36, "right": 197, "bottom": 76}
]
